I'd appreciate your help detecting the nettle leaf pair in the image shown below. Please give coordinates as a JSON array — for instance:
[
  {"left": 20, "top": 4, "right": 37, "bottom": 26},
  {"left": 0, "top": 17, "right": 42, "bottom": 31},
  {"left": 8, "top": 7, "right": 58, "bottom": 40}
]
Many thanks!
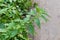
[{"left": 0, "top": 0, "right": 49, "bottom": 40}]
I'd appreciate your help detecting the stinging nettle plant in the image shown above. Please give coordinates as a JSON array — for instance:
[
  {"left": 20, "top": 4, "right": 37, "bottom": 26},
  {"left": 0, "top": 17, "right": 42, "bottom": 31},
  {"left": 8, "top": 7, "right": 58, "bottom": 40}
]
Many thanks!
[{"left": 0, "top": 0, "right": 49, "bottom": 40}]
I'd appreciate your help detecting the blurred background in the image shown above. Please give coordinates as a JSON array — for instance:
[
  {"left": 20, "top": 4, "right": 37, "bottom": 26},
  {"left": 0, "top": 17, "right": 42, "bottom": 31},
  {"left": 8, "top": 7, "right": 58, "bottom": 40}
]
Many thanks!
[{"left": 34, "top": 0, "right": 60, "bottom": 40}]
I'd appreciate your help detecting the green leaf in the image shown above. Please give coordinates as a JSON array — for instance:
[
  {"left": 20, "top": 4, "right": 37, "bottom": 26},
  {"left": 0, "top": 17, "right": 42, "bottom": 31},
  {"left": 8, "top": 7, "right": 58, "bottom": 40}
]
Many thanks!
[
  {"left": 14, "top": 37, "right": 19, "bottom": 40},
  {"left": 35, "top": 6, "right": 41, "bottom": 13},
  {"left": 43, "top": 12, "right": 49, "bottom": 16},
  {"left": 0, "top": 29, "right": 7, "bottom": 32},
  {"left": 39, "top": 8, "right": 50, "bottom": 17},
  {"left": 10, "top": 30, "right": 18, "bottom": 38},
  {"left": 28, "top": 9, "right": 36, "bottom": 15},
  {"left": 0, "top": 23, "right": 5, "bottom": 29},
  {"left": 9, "top": 0, "right": 12, "bottom": 3},
  {"left": 43, "top": 12, "right": 51, "bottom": 17},
  {"left": 18, "top": 34, "right": 24, "bottom": 39},
  {"left": 35, "top": 6, "right": 45, "bottom": 14},
  {"left": 41, "top": 15, "right": 48, "bottom": 22},
  {"left": 0, "top": 0, "right": 49, "bottom": 40},
  {"left": 35, "top": 18, "right": 40, "bottom": 28},
  {"left": 7, "top": 22, "right": 15, "bottom": 29},
  {"left": 0, "top": 8, "right": 8, "bottom": 14},
  {"left": 0, "top": 6, "right": 12, "bottom": 14},
  {"left": 0, "top": 0, "right": 4, "bottom": 2},
  {"left": 35, "top": 6, "right": 49, "bottom": 17},
  {"left": 28, "top": 24, "right": 35, "bottom": 35}
]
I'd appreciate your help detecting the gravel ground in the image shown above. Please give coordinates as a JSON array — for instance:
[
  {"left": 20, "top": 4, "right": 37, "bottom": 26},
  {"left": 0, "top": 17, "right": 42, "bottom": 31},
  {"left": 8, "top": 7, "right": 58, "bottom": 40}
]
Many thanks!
[{"left": 34, "top": 0, "right": 60, "bottom": 40}]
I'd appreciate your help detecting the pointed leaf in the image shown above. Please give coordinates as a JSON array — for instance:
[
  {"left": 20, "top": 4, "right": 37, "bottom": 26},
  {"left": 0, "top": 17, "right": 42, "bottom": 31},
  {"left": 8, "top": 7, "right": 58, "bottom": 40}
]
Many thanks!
[
  {"left": 35, "top": 18, "right": 40, "bottom": 28},
  {"left": 10, "top": 30, "right": 18, "bottom": 38},
  {"left": 28, "top": 24, "right": 35, "bottom": 35},
  {"left": 0, "top": 8, "right": 8, "bottom": 14},
  {"left": 41, "top": 15, "right": 48, "bottom": 22}
]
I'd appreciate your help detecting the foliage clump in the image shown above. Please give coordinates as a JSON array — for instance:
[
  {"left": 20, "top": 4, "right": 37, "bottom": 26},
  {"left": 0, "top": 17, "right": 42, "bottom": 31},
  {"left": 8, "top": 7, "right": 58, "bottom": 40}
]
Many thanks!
[{"left": 0, "top": 0, "right": 48, "bottom": 40}]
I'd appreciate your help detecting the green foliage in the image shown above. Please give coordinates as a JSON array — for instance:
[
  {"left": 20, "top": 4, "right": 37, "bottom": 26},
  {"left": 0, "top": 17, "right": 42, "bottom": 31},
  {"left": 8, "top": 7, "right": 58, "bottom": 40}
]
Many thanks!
[{"left": 0, "top": 0, "right": 49, "bottom": 40}]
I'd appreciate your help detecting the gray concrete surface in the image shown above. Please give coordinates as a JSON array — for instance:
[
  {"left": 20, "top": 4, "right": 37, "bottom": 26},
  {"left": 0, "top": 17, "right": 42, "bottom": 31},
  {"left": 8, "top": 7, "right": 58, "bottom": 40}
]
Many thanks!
[{"left": 34, "top": 0, "right": 60, "bottom": 40}]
